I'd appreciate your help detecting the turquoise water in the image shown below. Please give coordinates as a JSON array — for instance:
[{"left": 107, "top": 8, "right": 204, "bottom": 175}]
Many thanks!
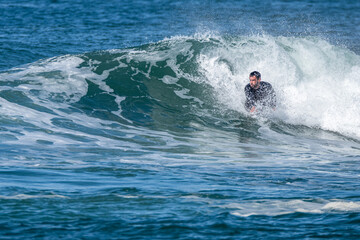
[{"left": 1, "top": 0, "right": 360, "bottom": 239}]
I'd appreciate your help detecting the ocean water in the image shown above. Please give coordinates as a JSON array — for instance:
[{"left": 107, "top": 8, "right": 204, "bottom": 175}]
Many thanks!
[{"left": 1, "top": 0, "right": 360, "bottom": 239}]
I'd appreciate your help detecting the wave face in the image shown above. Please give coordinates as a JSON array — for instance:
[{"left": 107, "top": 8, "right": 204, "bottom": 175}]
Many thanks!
[{"left": 1, "top": 34, "right": 359, "bottom": 143}]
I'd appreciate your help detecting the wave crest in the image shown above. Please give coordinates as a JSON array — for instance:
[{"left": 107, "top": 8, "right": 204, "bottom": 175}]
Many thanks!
[{"left": 1, "top": 34, "right": 359, "bottom": 138}]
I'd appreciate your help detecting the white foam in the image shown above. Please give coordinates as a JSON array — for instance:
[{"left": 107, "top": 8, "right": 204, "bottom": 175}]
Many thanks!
[
  {"left": 0, "top": 55, "right": 144, "bottom": 147},
  {"left": 221, "top": 199, "right": 360, "bottom": 217},
  {"left": 0, "top": 193, "right": 69, "bottom": 200},
  {"left": 196, "top": 34, "right": 360, "bottom": 139},
  {"left": 322, "top": 201, "right": 360, "bottom": 212},
  {"left": 161, "top": 75, "right": 178, "bottom": 85},
  {"left": 114, "top": 194, "right": 139, "bottom": 199},
  {"left": 1, "top": 55, "right": 90, "bottom": 104}
]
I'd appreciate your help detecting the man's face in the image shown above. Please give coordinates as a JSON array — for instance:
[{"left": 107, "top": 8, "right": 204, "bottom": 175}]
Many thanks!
[{"left": 249, "top": 76, "right": 260, "bottom": 89}]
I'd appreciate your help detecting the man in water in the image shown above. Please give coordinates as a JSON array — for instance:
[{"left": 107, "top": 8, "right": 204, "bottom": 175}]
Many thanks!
[{"left": 244, "top": 71, "right": 276, "bottom": 113}]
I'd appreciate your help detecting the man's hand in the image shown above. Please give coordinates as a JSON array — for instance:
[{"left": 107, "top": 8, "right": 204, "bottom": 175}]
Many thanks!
[{"left": 250, "top": 106, "right": 256, "bottom": 113}]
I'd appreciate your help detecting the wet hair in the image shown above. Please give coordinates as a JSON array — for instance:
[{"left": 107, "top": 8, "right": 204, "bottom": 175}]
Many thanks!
[{"left": 249, "top": 71, "right": 261, "bottom": 80}]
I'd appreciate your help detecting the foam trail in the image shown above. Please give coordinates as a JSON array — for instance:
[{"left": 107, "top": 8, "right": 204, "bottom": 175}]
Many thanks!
[
  {"left": 222, "top": 199, "right": 360, "bottom": 217},
  {"left": 0, "top": 194, "right": 69, "bottom": 199}
]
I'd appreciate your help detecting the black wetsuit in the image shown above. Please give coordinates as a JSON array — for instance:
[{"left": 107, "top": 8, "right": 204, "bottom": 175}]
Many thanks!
[{"left": 244, "top": 81, "right": 276, "bottom": 112}]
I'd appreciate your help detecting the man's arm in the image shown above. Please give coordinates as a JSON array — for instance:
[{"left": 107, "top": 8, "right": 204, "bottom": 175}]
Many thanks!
[
  {"left": 244, "top": 85, "right": 256, "bottom": 112},
  {"left": 268, "top": 85, "right": 276, "bottom": 109}
]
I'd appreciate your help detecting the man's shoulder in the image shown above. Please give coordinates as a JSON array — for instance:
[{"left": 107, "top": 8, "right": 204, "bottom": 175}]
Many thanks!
[
  {"left": 244, "top": 83, "right": 251, "bottom": 91},
  {"left": 260, "top": 81, "right": 272, "bottom": 87},
  {"left": 260, "top": 81, "right": 273, "bottom": 89}
]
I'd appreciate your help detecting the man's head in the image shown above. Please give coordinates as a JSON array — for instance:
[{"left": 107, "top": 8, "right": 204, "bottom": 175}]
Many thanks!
[{"left": 249, "top": 71, "right": 261, "bottom": 89}]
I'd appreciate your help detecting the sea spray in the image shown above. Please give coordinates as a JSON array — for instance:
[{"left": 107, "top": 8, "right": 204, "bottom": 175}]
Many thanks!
[{"left": 196, "top": 34, "right": 360, "bottom": 138}]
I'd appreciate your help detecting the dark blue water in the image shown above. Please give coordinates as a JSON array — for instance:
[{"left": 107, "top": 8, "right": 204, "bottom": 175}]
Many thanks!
[{"left": 1, "top": 0, "right": 360, "bottom": 239}]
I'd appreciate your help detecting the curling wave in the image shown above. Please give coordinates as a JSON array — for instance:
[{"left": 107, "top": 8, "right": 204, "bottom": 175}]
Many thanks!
[{"left": 0, "top": 33, "right": 359, "bottom": 143}]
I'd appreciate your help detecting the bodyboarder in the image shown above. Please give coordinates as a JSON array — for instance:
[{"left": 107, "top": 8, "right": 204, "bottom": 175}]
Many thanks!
[{"left": 244, "top": 71, "right": 276, "bottom": 113}]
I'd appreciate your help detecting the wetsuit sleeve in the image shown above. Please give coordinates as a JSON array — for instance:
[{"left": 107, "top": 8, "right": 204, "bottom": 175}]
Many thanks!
[{"left": 244, "top": 85, "right": 255, "bottom": 111}]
